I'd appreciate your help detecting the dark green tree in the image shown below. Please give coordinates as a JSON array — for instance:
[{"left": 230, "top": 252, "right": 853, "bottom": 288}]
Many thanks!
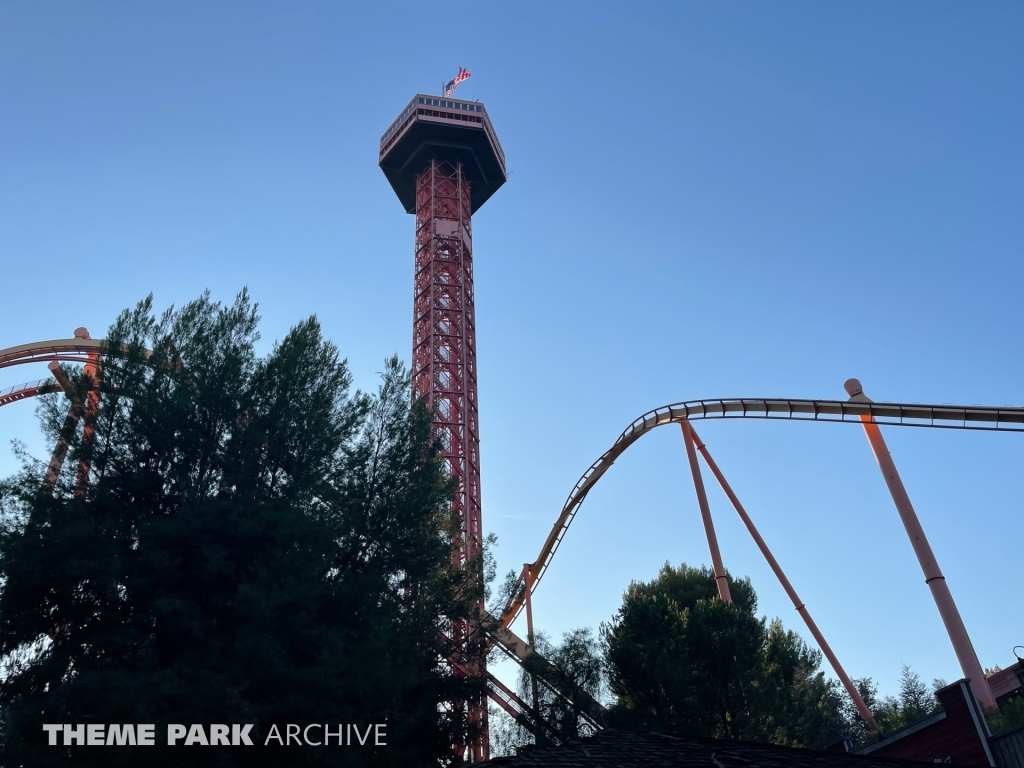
[
  {"left": 850, "top": 668, "right": 1024, "bottom": 744},
  {"left": 0, "top": 292, "right": 475, "bottom": 767},
  {"left": 836, "top": 677, "right": 881, "bottom": 744},
  {"left": 602, "top": 563, "right": 846, "bottom": 748},
  {"left": 987, "top": 696, "right": 1024, "bottom": 737}
]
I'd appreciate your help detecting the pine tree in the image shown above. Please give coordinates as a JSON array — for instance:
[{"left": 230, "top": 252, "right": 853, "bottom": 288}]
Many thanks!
[
  {"left": 602, "top": 562, "right": 846, "bottom": 748},
  {"left": 0, "top": 292, "right": 475, "bottom": 767}
]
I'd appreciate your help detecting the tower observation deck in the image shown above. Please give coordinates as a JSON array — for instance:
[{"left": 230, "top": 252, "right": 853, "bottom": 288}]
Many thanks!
[
  {"left": 379, "top": 94, "right": 506, "bottom": 212},
  {"left": 379, "top": 93, "right": 507, "bottom": 761}
]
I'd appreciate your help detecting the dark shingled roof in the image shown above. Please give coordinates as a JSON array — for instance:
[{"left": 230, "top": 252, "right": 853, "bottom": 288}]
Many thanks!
[{"left": 473, "top": 730, "right": 970, "bottom": 768}]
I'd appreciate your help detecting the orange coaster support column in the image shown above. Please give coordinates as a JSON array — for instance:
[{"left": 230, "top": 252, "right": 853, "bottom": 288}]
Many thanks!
[
  {"left": 845, "top": 378, "right": 996, "bottom": 711},
  {"left": 686, "top": 424, "right": 877, "bottom": 730},
  {"left": 680, "top": 420, "right": 731, "bottom": 602}
]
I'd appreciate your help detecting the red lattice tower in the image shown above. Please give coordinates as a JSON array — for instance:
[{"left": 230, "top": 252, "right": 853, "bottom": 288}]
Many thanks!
[
  {"left": 414, "top": 160, "right": 482, "bottom": 567},
  {"left": 380, "top": 93, "right": 506, "bottom": 762}
]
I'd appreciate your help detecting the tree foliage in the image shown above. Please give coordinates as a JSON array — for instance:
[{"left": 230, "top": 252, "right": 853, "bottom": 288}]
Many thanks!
[
  {"left": 987, "top": 696, "right": 1024, "bottom": 737},
  {"left": 523, "top": 628, "right": 604, "bottom": 741},
  {"left": 842, "top": 667, "right": 1024, "bottom": 743},
  {"left": 0, "top": 292, "right": 475, "bottom": 766},
  {"left": 602, "top": 563, "right": 846, "bottom": 748},
  {"left": 872, "top": 665, "right": 940, "bottom": 733},
  {"left": 488, "top": 627, "right": 605, "bottom": 756}
]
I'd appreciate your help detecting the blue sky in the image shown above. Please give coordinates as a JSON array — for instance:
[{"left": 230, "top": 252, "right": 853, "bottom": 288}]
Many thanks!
[{"left": 1, "top": 2, "right": 1022, "bottom": 699}]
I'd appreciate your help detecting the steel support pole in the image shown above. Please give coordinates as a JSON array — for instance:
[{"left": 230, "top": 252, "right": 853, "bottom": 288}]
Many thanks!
[
  {"left": 844, "top": 379, "right": 997, "bottom": 710},
  {"left": 680, "top": 421, "right": 731, "bottom": 602},
  {"left": 686, "top": 424, "right": 877, "bottom": 729},
  {"left": 523, "top": 563, "right": 542, "bottom": 733},
  {"left": 43, "top": 360, "right": 82, "bottom": 493},
  {"left": 524, "top": 565, "right": 536, "bottom": 649},
  {"left": 74, "top": 328, "right": 99, "bottom": 497}
]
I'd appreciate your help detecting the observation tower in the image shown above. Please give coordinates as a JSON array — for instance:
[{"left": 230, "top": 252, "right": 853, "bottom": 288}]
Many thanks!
[{"left": 379, "top": 91, "right": 506, "bottom": 761}]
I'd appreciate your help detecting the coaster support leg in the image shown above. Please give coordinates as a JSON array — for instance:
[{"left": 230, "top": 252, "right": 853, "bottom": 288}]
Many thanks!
[
  {"left": 75, "top": 341, "right": 100, "bottom": 497},
  {"left": 680, "top": 421, "right": 731, "bottom": 602},
  {"left": 523, "top": 562, "right": 543, "bottom": 735},
  {"left": 845, "top": 378, "right": 996, "bottom": 711},
  {"left": 43, "top": 361, "right": 82, "bottom": 493},
  {"left": 687, "top": 424, "right": 878, "bottom": 730}
]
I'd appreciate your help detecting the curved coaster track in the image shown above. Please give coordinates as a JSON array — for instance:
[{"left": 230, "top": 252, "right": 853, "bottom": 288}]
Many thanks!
[
  {"left": 2, "top": 334, "right": 1019, "bottom": 740},
  {"left": 500, "top": 395, "right": 1024, "bottom": 629}
]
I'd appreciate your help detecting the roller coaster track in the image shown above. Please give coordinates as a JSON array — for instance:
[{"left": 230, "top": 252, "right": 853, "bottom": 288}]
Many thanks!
[
  {"left": 5, "top": 339, "right": 1019, "bottom": 730},
  {"left": 0, "top": 337, "right": 128, "bottom": 410},
  {"left": 0, "top": 379, "right": 61, "bottom": 407},
  {"left": 0, "top": 338, "right": 105, "bottom": 370},
  {"left": 499, "top": 396, "right": 1024, "bottom": 628},
  {"left": 5, "top": 347, "right": 1023, "bottom": 631},
  {"left": 0, "top": 335, "right": 150, "bottom": 412}
]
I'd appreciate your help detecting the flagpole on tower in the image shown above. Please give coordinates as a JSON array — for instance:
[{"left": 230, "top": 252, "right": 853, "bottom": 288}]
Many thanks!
[{"left": 442, "top": 67, "right": 472, "bottom": 98}]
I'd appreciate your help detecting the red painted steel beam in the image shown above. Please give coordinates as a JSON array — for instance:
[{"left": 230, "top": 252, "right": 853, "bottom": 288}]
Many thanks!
[
  {"left": 41, "top": 361, "right": 83, "bottom": 493},
  {"left": 72, "top": 329, "right": 100, "bottom": 496},
  {"left": 413, "top": 159, "right": 488, "bottom": 760}
]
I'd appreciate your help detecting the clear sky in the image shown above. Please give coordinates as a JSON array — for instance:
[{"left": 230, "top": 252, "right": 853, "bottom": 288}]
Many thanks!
[{"left": 2, "top": 2, "right": 1022, "bottom": 700}]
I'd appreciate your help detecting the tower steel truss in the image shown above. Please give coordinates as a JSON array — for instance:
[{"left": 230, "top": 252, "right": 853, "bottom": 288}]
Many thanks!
[
  {"left": 414, "top": 159, "right": 483, "bottom": 571},
  {"left": 414, "top": 159, "right": 487, "bottom": 757}
]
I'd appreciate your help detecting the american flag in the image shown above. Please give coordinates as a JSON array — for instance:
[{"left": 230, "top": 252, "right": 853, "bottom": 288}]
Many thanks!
[{"left": 443, "top": 67, "right": 471, "bottom": 97}]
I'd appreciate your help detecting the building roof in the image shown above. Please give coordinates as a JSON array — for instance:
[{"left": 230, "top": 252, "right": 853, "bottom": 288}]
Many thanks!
[
  {"left": 852, "top": 678, "right": 997, "bottom": 766},
  {"left": 473, "top": 730, "right": 971, "bottom": 768},
  {"left": 987, "top": 661, "right": 1022, "bottom": 701}
]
